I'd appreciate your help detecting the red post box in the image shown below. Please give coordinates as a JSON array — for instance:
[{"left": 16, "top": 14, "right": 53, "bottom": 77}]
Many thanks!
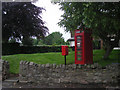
[
  {"left": 75, "top": 28, "right": 93, "bottom": 65},
  {"left": 61, "top": 45, "right": 68, "bottom": 65},
  {"left": 61, "top": 45, "right": 68, "bottom": 56}
]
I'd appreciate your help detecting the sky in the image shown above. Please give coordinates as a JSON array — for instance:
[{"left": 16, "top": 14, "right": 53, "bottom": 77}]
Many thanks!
[{"left": 33, "top": 0, "right": 71, "bottom": 41}]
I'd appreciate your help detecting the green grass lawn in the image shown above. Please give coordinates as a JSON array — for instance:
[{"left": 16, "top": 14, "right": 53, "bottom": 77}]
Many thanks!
[
  {"left": 93, "top": 49, "right": 120, "bottom": 66},
  {"left": 2, "top": 50, "right": 120, "bottom": 74}
]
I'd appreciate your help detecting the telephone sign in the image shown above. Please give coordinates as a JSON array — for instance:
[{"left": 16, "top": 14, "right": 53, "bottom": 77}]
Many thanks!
[{"left": 75, "top": 28, "right": 93, "bottom": 65}]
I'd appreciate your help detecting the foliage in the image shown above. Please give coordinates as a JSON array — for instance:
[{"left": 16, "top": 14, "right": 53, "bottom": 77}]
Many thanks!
[
  {"left": 32, "top": 38, "right": 39, "bottom": 45},
  {"left": 37, "top": 39, "right": 45, "bottom": 45},
  {"left": 58, "top": 2, "right": 120, "bottom": 59},
  {"left": 2, "top": 2, "right": 48, "bottom": 43},
  {"left": 65, "top": 41, "right": 70, "bottom": 45},
  {"left": 43, "top": 32, "right": 65, "bottom": 45},
  {"left": 2, "top": 50, "right": 120, "bottom": 74},
  {"left": 22, "top": 37, "right": 34, "bottom": 46},
  {"left": 93, "top": 40, "right": 101, "bottom": 49},
  {"left": 8, "top": 38, "right": 16, "bottom": 43}
]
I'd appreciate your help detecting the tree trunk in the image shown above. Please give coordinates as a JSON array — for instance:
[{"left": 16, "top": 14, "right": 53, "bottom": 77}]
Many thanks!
[
  {"left": 70, "top": 30, "right": 75, "bottom": 37},
  {"left": 103, "top": 45, "right": 114, "bottom": 59},
  {"left": 100, "top": 39, "right": 103, "bottom": 49}
]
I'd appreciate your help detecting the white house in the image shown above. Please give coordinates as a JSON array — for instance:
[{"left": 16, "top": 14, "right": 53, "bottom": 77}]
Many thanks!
[{"left": 67, "top": 37, "right": 75, "bottom": 47}]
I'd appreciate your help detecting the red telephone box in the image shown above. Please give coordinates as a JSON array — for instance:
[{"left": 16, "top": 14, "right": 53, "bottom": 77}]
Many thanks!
[{"left": 75, "top": 28, "right": 93, "bottom": 65}]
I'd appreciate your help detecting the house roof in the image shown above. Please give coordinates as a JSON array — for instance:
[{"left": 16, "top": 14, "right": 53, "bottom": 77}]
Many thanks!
[{"left": 67, "top": 37, "right": 75, "bottom": 41}]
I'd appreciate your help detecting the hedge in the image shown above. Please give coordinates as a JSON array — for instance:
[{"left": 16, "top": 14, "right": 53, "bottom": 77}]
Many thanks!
[
  {"left": 2, "top": 43, "right": 20, "bottom": 55},
  {"left": 2, "top": 42, "right": 101, "bottom": 55},
  {"left": 2, "top": 43, "right": 74, "bottom": 55}
]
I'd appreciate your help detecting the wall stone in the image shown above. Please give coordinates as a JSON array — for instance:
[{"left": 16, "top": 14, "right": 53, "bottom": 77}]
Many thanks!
[
  {"left": 19, "top": 61, "right": 119, "bottom": 84},
  {"left": 0, "top": 59, "right": 10, "bottom": 81}
]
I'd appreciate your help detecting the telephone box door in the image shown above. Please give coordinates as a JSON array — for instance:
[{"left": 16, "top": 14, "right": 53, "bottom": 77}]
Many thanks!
[{"left": 75, "top": 29, "right": 93, "bottom": 65}]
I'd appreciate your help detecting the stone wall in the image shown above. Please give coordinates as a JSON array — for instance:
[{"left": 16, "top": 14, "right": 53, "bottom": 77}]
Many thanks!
[
  {"left": 19, "top": 61, "right": 80, "bottom": 83},
  {"left": 0, "top": 60, "right": 10, "bottom": 81},
  {"left": 19, "top": 61, "right": 119, "bottom": 84}
]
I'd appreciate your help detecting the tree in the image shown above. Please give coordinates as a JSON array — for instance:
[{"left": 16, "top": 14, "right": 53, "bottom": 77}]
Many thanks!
[
  {"left": 37, "top": 39, "right": 44, "bottom": 45},
  {"left": 31, "top": 38, "right": 44, "bottom": 46},
  {"left": 22, "top": 37, "right": 34, "bottom": 46},
  {"left": 2, "top": 2, "right": 48, "bottom": 44},
  {"left": 58, "top": 2, "right": 120, "bottom": 59},
  {"left": 44, "top": 32, "right": 65, "bottom": 45}
]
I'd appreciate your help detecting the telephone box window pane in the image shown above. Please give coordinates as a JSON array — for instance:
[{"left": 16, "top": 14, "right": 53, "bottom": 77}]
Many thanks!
[
  {"left": 77, "top": 36, "right": 82, "bottom": 39},
  {"left": 77, "top": 55, "right": 82, "bottom": 57},
  {"left": 77, "top": 46, "right": 82, "bottom": 50},
  {"left": 77, "top": 44, "right": 82, "bottom": 47},
  {"left": 77, "top": 38, "right": 82, "bottom": 40},
  {"left": 77, "top": 48, "right": 82, "bottom": 50},
  {"left": 80, "top": 45, "right": 82, "bottom": 47},
  {"left": 77, "top": 39, "right": 81, "bottom": 42},
  {"left": 76, "top": 31, "right": 80, "bottom": 33},
  {"left": 77, "top": 52, "right": 82, "bottom": 54},
  {"left": 77, "top": 42, "right": 80, "bottom": 44},
  {"left": 78, "top": 58, "right": 82, "bottom": 61},
  {"left": 76, "top": 31, "right": 83, "bottom": 33},
  {"left": 77, "top": 45, "right": 82, "bottom": 48},
  {"left": 77, "top": 54, "right": 82, "bottom": 57},
  {"left": 77, "top": 41, "right": 82, "bottom": 47},
  {"left": 77, "top": 44, "right": 80, "bottom": 46},
  {"left": 77, "top": 42, "right": 82, "bottom": 45}
]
